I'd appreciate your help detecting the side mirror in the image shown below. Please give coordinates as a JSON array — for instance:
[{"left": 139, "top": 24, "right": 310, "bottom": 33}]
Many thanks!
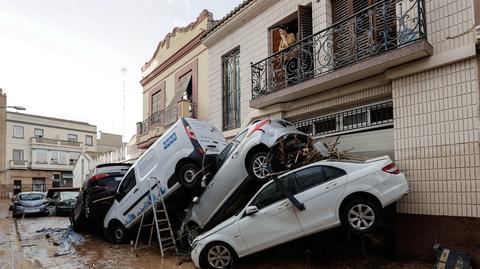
[
  {"left": 192, "top": 197, "right": 199, "bottom": 204},
  {"left": 245, "top": 206, "right": 259, "bottom": 216}
]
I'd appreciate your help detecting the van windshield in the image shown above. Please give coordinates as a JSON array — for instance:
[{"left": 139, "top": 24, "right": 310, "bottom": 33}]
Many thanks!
[{"left": 216, "top": 130, "right": 247, "bottom": 169}]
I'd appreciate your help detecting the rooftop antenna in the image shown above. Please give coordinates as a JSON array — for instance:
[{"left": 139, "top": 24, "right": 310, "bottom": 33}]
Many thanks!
[{"left": 120, "top": 66, "right": 127, "bottom": 160}]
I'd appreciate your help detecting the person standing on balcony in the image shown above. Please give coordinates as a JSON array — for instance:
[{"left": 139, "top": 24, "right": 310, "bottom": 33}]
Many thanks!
[
  {"left": 278, "top": 25, "right": 297, "bottom": 86},
  {"left": 278, "top": 24, "right": 296, "bottom": 51}
]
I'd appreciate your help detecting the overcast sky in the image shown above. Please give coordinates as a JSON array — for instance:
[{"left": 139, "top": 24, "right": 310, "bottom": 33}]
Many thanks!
[{"left": 0, "top": 0, "right": 242, "bottom": 142}]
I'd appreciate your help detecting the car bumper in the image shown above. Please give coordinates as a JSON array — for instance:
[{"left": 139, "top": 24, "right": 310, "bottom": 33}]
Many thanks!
[
  {"left": 191, "top": 243, "right": 203, "bottom": 268},
  {"left": 14, "top": 205, "right": 49, "bottom": 215}
]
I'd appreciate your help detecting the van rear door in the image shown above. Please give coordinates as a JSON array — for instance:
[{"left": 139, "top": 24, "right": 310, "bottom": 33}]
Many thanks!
[{"left": 183, "top": 118, "right": 227, "bottom": 154}]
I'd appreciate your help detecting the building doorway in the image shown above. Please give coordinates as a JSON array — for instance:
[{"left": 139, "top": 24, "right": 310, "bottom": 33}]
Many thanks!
[
  {"left": 13, "top": 180, "right": 21, "bottom": 195},
  {"left": 32, "top": 178, "right": 46, "bottom": 192}
]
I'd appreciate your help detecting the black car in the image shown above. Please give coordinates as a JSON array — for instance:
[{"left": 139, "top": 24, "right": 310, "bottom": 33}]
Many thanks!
[
  {"left": 47, "top": 188, "right": 80, "bottom": 216},
  {"left": 71, "top": 163, "right": 132, "bottom": 231}
]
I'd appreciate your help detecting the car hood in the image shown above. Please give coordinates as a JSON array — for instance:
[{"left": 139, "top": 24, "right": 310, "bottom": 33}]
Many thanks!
[
  {"left": 18, "top": 200, "right": 44, "bottom": 207},
  {"left": 195, "top": 215, "right": 237, "bottom": 242}
]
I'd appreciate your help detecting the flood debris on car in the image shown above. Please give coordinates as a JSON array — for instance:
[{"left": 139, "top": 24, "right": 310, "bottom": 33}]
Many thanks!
[{"left": 267, "top": 134, "right": 366, "bottom": 175}]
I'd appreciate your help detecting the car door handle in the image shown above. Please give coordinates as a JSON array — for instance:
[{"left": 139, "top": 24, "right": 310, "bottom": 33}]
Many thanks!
[
  {"left": 133, "top": 188, "right": 139, "bottom": 194},
  {"left": 326, "top": 182, "right": 338, "bottom": 189}
]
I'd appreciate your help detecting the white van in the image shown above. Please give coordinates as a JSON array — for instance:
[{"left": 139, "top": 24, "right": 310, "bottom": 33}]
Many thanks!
[{"left": 103, "top": 118, "right": 227, "bottom": 243}]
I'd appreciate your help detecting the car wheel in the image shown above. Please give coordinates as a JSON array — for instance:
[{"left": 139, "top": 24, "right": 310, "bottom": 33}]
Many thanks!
[
  {"left": 177, "top": 163, "right": 201, "bottom": 190},
  {"left": 200, "top": 242, "right": 235, "bottom": 269},
  {"left": 341, "top": 198, "right": 381, "bottom": 234},
  {"left": 248, "top": 151, "right": 269, "bottom": 182},
  {"left": 108, "top": 221, "right": 128, "bottom": 244}
]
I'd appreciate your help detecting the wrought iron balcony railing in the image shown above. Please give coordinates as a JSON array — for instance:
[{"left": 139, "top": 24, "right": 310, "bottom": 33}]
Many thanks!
[
  {"left": 137, "top": 106, "right": 179, "bottom": 136},
  {"left": 251, "top": 0, "right": 427, "bottom": 99}
]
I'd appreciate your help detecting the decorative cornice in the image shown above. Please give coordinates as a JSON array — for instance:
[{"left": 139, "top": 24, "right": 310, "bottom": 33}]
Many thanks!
[
  {"left": 142, "top": 9, "right": 213, "bottom": 72},
  {"left": 140, "top": 31, "right": 205, "bottom": 86},
  {"left": 202, "top": 0, "right": 276, "bottom": 47}
]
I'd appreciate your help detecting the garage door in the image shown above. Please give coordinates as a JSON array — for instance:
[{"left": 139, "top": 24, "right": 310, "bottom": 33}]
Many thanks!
[{"left": 319, "top": 128, "right": 394, "bottom": 160}]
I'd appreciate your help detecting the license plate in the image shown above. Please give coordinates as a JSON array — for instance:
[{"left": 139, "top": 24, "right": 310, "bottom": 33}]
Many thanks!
[{"left": 24, "top": 208, "right": 39, "bottom": 213}]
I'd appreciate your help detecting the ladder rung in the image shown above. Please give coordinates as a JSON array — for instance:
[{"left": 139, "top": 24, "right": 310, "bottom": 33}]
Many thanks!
[
  {"left": 162, "top": 246, "right": 177, "bottom": 251},
  {"left": 157, "top": 219, "right": 169, "bottom": 223},
  {"left": 158, "top": 228, "right": 171, "bottom": 232},
  {"left": 156, "top": 209, "right": 166, "bottom": 212},
  {"left": 141, "top": 224, "right": 154, "bottom": 227},
  {"left": 161, "top": 237, "right": 173, "bottom": 242}
]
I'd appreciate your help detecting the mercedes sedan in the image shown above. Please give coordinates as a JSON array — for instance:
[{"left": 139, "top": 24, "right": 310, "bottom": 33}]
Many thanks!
[{"left": 191, "top": 156, "right": 409, "bottom": 269}]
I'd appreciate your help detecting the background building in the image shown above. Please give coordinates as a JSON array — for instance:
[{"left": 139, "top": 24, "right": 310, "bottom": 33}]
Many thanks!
[
  {"left": 204, "top": 0, "right": 480, "bottom": 263},
  {"left": 136, "top": 9, "right": 215, "bottom": 149},
  {"left": 0, "top": 92, "right": 97, "bottom": 197},
  {"left": 0, "top": 91, "right": 126, "bottom": 194}
]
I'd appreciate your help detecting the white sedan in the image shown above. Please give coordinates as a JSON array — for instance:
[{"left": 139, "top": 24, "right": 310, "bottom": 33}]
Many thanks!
[{"left": 191, "top": 155, "right": 409, "bottom": 269}]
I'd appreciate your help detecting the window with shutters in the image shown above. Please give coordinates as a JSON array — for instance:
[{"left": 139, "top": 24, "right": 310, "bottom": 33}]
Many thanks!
[
  {"left": 332, "top": 0, "right": 397, "bottom": 66},
  {"left": 222, "top": 47, "right": 241, "bottom": 131}
]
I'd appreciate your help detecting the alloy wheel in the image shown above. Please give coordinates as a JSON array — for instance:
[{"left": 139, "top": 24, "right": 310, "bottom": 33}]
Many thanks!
[
  {"left": 184, "top": 169, "right": 196, "bottom": 184},
  {"left": 348, "top": 204, "right": 375, "bottom": 230},
  {"left": 207, "top": 245, "right": 231, "bottom": 269},
  {"left": 252, "top": 155, "right": 268, "bottom": 179}
]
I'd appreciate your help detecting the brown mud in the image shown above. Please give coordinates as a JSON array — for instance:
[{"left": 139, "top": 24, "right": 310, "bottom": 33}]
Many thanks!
[{"left": 0, "top": 200, "right": 431, "bottom": 269}]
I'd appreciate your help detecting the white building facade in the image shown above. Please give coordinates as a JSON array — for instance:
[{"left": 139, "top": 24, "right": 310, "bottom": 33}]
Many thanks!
[
  {"left": 205, "top": 0, "right": 480, "bottom": 263},
  {"left": 1, "top": 111, "right": 97, "bottom": 196}
]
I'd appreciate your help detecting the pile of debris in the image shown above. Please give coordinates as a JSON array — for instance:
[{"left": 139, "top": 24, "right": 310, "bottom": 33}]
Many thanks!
[
  {"left": 36, "top": 227, "right": 85, "bottom": 256},
  {"left": 267, "top": 134, "right": 366, "bottom": 175}
]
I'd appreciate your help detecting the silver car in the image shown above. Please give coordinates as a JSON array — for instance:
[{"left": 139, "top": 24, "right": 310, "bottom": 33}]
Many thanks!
[
  {"left": 182, "top": 118, "right": 307, "bottom": 243},
  {"left": 12, "top": 192, "right": 49, "bottom": 217}
]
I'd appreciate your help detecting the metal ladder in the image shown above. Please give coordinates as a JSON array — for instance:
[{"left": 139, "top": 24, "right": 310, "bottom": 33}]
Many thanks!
[{"left": 133, "top": 177, "right": 178, "bottom": 257}]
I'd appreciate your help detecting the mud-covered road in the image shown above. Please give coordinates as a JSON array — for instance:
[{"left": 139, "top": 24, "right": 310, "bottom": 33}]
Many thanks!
[{"left": 0, "top": 200, "right": 431, "bottom": 269}]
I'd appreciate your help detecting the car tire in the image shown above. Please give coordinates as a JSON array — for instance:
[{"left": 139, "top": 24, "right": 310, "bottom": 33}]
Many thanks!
[
  {"left": 247, "top": 151, "right": 270, "bottom": 182},
  {"left": 177, "top": 163, "right": 201, "bottom": 190},
  {"left": 341, "top": 198, "right": 381, "bottom": 234},
  {"left": 108, "top": 221, "right": 128, "bottom": 244},
  {"left": 200, "top": 242, "right": 236, "bottom": 269}
]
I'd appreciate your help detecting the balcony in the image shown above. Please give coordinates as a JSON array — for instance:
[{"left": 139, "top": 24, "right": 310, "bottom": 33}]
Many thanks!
[
  {"left": 250, "top": 0, "right": 431, "bottom": 108},
  {"left": 9, "top": 160, "right": 29, "bottom": 169},
  {"left": 31, "top": 137, "right": 82, "bottom": 148},
  {"left": 30, "top": 161, "right": 75, "bottom": 171},
  {"left": 136, "top": 100, "right": 195, "bottom": 149}
]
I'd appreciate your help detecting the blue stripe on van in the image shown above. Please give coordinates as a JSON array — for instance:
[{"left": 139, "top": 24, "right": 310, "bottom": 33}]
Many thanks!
[{"left": 122, "top": 183, "right": 158, "bottom": 216}]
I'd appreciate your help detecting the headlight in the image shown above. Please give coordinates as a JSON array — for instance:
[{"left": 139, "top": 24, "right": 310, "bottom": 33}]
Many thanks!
[{"left": 191, "top": 240, "right": 199, "bottom": 250}]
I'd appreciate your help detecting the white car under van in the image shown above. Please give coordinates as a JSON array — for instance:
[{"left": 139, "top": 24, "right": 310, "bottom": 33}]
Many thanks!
[{"left": 103, "top": 118, "right": 227, "bottom": 243}]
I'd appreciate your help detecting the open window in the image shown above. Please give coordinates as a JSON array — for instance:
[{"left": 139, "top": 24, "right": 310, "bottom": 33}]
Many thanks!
[{"left": 269, "top": 5, "right": 313, "bottom": 86}]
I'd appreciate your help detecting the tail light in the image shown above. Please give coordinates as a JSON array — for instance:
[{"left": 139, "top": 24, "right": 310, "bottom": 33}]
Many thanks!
[
  {"left": 90, "top": 173, "right": 110, "bottom": 182},
  {"left": 195, "top": 147, "right": 204, "bottom": 154},
  {"left": 382, "top": 163, "right": 400, "bottom": 174},
  {"left": 185, "top": 126, "right": 197, "bottom": 140},
  {"left": 247, "top": 119, "right": 271, "bottom": 137}
]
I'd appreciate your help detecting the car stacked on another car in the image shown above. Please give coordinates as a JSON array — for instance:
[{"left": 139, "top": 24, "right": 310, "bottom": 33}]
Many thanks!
[
  {"left": 191, "top": 156, "right": 409, "bottom": 269},
  {"left": 181, "top": 118, "right": 308, "bottom": 245},
  {"left": 103, "top": 118, "right": 227, "bottom": 243},
  {"left": 71, "top": 163, "right": 132, "bottom": 231},
  {"left": 11, "top": 192, "right": 50, "bottom": 218}
]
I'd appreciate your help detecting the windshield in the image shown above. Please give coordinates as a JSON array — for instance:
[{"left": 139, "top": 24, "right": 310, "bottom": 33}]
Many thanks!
[
  {"left": 216, "top": 130, "right": 248, "bottom": 169},
  {"left": 60, "top": 192, "right": 78, "bottom": 200},
  {"left": 19, "top": 193, "right": 45, "bottom": 201}
]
